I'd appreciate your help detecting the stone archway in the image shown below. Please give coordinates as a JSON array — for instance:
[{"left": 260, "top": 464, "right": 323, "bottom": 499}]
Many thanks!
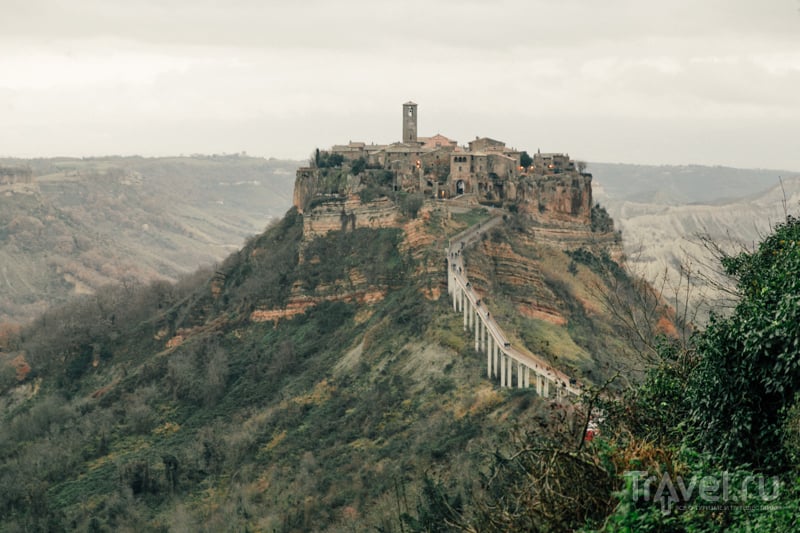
[{"left": 456, "top": 180, "right": 465, "bottom": 195}]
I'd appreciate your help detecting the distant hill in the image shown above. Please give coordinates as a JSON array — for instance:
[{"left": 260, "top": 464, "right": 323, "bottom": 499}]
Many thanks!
[
  {"left": 590, "top": 162, "right": 800, "bottom": 319},
  {"left": 589, "top": 162, "right": 795, "bottom": 205},
  {"left": 0, "top": 155, "right": 298, "bottom": 324}
]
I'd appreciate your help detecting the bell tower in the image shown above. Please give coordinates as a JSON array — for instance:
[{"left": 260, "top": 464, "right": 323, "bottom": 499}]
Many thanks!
[{"left": 402, "top": 101, "right": 418, "bottom": 143}]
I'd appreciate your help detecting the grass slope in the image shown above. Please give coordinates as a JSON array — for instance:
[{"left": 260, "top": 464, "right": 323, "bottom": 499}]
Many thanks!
[{"left": 0, "top": 206, "right": 647, "bottom": 532}]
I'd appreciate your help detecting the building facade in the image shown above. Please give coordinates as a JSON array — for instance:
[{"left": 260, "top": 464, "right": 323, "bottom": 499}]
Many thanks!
[{"left": 315, "top": 102, "right": 579, "bottom": 201}]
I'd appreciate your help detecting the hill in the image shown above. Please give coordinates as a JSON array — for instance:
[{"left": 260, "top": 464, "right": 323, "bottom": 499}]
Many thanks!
[
  {"left": 590, "top": 162, "right": 800, "bottom": 318},
  {"left": 0, "top": 183, "right": 655, "bottom": 530},
  {"left": 588, "top": 162, "right": 795, "bottom": 205},
  {"left": 0, "top": 155, "right": 297, "bottom": 325}
]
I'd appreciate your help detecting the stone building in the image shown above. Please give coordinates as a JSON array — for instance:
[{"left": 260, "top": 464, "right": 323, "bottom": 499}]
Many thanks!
[
  {"left": 533, "top": 151, "right": 576, "bottom": 175},
  {"left": 296, "top": 101, "right": 585, "bottom": 211}
]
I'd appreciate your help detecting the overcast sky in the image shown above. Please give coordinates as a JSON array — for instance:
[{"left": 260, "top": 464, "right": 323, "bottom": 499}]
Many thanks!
[{"left": 2, "top": 0, "right": 799, "bottom": 169}]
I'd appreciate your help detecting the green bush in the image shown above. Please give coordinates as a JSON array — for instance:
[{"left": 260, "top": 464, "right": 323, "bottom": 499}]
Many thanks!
[{"left": 686, "top": 215, "right": 800, "bottom": 469}]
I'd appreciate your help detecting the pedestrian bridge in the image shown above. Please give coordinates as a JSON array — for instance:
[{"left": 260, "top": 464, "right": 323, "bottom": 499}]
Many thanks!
[{"left": 446, "top": 216, "right": 582, "bottom": 401}]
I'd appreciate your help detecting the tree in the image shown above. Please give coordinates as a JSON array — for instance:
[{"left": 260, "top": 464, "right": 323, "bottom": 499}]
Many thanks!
[
  {"left": 400, "top": 193, "right": 424, "bottom": 219},
  {"left": 519, "top": 151, "right": 533, "bottom": 169},
  {"left": 686, "top": 215, "right": 800, "bottom": 468},
  {"left": 350, "top": 157, "right": 366, "bottom": 175}
]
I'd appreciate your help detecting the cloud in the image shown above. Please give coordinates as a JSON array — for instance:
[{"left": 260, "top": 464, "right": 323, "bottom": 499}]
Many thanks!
[{"left": 1, "top": 0, "right": 799, "bottom": 168}]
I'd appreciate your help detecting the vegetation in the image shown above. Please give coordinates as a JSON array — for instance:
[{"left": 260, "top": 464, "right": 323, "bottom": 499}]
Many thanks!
[
  {"left": 590, "top": 203, "right": 614, "bottom": 233},
  {"left": 520, "top": 151, "right": 533, "bottom": 169},
  {"left": 4, "top": 178, "right": 798, "bottom": 531},
  {"left": 311, "top": 149, "right": 345, "bottom": 169},
  {"left": 415, "top": 215, "right": 800, "bottom": 530},
  {"left": 0, "top": 205, "right": 524, "bottom": 531}
]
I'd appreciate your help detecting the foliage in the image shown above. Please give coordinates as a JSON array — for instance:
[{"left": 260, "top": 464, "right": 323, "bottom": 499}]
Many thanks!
[
  {"left": 402, "top": 476, "right": 465, "bottom": 532},
  {"left": 358, "top": 184, "right": 389, "bottom": 203},
  {"left": 350, "top": 157, "right": 367, "bottom": 175},
  {"left": 471, "top": 435, "right": 618, "bottom": 531},
  {"left": 597, "top": 215, "right": 800, "bottom": 530},
  {"left": 400, "top": 192, "right": 425, "bottom": 219},
  {"left": 591, "top": 203, "right": 614, "bottom": 233},
  {"left": 315, "top": 151, "right": 345, "bottom": 168},
  {"left": 520, "top": 151, "right": 533, "bottom": 169},
  {"left": 566, "top": 247, "right": 625, "bottom": 280},
  {"left": 299, "top": 227, "right": 407, "bottom": 290},
  {"left": 686, "top": 215, "right": 800, "bottom": 469}
]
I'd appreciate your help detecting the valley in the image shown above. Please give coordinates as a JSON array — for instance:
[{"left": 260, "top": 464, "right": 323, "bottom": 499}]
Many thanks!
[{"left": 0, "top": 155, "right": 296, "bottom": 325}]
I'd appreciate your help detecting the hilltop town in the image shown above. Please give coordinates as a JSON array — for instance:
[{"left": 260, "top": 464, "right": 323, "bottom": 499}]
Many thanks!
[{"left": 293, "top": 102, "right": 615, "bottom": 238}]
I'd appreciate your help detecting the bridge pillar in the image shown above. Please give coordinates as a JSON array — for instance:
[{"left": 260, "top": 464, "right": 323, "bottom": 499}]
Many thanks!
[
  {"left": 543, "top": 378, "right": 550, "bottom": 398},
  {"left": 524, "top": 367, "right": 530, "bottom": 388},
  {"left": 474, "top": 312, "right": 479, "bottom": 352},
  {"left": 462, "top": 293, "right": 468, "bottom": 330},
  {"left": 486, "top": 334, "right": 492, "bottom": 377},
  {"left": 506, "top": 356, "right": 513, "bottom": 388},
  {"left": 447, "top": 261, "right": 452, "bottom": 296},
  {"left": 500, "top": 355, "right": 506, "bottom": 387},
  {"left": 517, "top": 361, "right": 523, "bottom": 389},
  {"left": 493, "top": 343, "right": 498, "bottom": 379}
]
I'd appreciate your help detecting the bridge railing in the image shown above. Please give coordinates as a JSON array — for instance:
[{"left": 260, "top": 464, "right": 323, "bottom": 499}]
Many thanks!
[{"left": 446, "top": 218, "right": 582, "bottom": 400}]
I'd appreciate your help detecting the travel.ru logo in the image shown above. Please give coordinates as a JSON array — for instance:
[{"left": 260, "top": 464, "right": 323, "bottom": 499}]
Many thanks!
[{"left": 623, "top": 470, "right": 781, "bottom": 514}]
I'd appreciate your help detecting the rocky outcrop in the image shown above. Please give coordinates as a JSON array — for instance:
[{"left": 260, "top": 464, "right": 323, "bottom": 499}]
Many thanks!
[
  {"left": 473, "top": 239, "right": 568, "bottom": 326},
  {"left": 0, "top": 167, "right": 33, "bottom": 186},
  {"left": 302, "top": 196, "right": 400, "bottom": 239},
  {"left": 250, "top": 273, "right": 387, "bottom": 324},
  {"left": 250, "top": 288, "right": 386, "bottom": 324},
  {"left": 293, "top": 168, "right": 317, "bottom": 213},
  {"left": 516, "top": 174, "right": 593, "bottom": 225}
]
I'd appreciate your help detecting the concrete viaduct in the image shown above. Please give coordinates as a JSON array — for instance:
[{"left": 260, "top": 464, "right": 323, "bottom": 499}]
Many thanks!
[{"left": 445, "top": 215, "right": 582, "bottom": 401}]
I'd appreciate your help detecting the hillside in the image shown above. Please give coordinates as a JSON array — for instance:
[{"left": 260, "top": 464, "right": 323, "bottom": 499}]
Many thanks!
[
  {"left": 0, "top": 187, "right": 653, "bottom": 531},
  {"left": 588, "top": 162, "right": 796, "bottom": 205},
  {"left": 591, "top": 162, "right": 800, "bottom": 318},
  {"left": 0, "top": 156, "right": 296, "bottom": 325}
]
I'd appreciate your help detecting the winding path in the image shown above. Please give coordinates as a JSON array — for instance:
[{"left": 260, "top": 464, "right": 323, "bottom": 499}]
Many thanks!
[{"left": 446, "top": 214, "right": 582, "bottom": 400}]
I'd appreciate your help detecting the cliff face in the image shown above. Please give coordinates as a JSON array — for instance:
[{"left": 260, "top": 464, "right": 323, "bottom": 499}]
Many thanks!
[
  {"left": 514, "top": 174, "right": 593, "bottom": 225},
  {"left": 293, "top": 168, "right": 317, "bottom": 213},
  {"left": 0, "top": 167, "right": 33, "bottom": 186},
  {"left": 248, "top": 203, "right": 450, "bottom": 324},
  {"left": 301, "top": 196, "right": 400, "bottom": 239},
  {"left": 468, "top": 238, "right": 567, "bottom": 326}
]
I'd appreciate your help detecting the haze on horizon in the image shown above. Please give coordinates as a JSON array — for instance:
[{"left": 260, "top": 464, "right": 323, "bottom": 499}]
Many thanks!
[{"left": 2, "top": 0, "right": 799, "bottom": 171}]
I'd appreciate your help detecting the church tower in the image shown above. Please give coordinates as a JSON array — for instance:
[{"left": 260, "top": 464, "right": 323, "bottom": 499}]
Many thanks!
[{"left": 402, "top": 101, "right": 418, "bottom": 143}]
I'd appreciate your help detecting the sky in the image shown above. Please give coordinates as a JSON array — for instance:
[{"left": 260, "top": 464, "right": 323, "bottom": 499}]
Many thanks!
[{"left": 2, "top": 0, "right": 800, "bottom": 169}]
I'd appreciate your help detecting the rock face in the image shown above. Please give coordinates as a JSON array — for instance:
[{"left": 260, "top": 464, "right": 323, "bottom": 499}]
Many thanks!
[
  {"left": 0, "top": 167, "right": 33, "bottom": 186},
  {"left": 472, "top": 238, "right": 568, "bottom": 326},
  {"left": 302, "top": 196, "right": 400, "bottom": 239},
  {"left": 516, "top": 174, "right": 593, "bottom": 225},
  {"left": 293, "top": 168, "right": 317, "bottom": 213}
]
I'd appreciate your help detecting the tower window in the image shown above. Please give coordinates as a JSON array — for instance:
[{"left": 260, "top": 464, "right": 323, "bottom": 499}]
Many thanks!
[{"left": 408, "top": 108, "right": 412, "bottom": 117}]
